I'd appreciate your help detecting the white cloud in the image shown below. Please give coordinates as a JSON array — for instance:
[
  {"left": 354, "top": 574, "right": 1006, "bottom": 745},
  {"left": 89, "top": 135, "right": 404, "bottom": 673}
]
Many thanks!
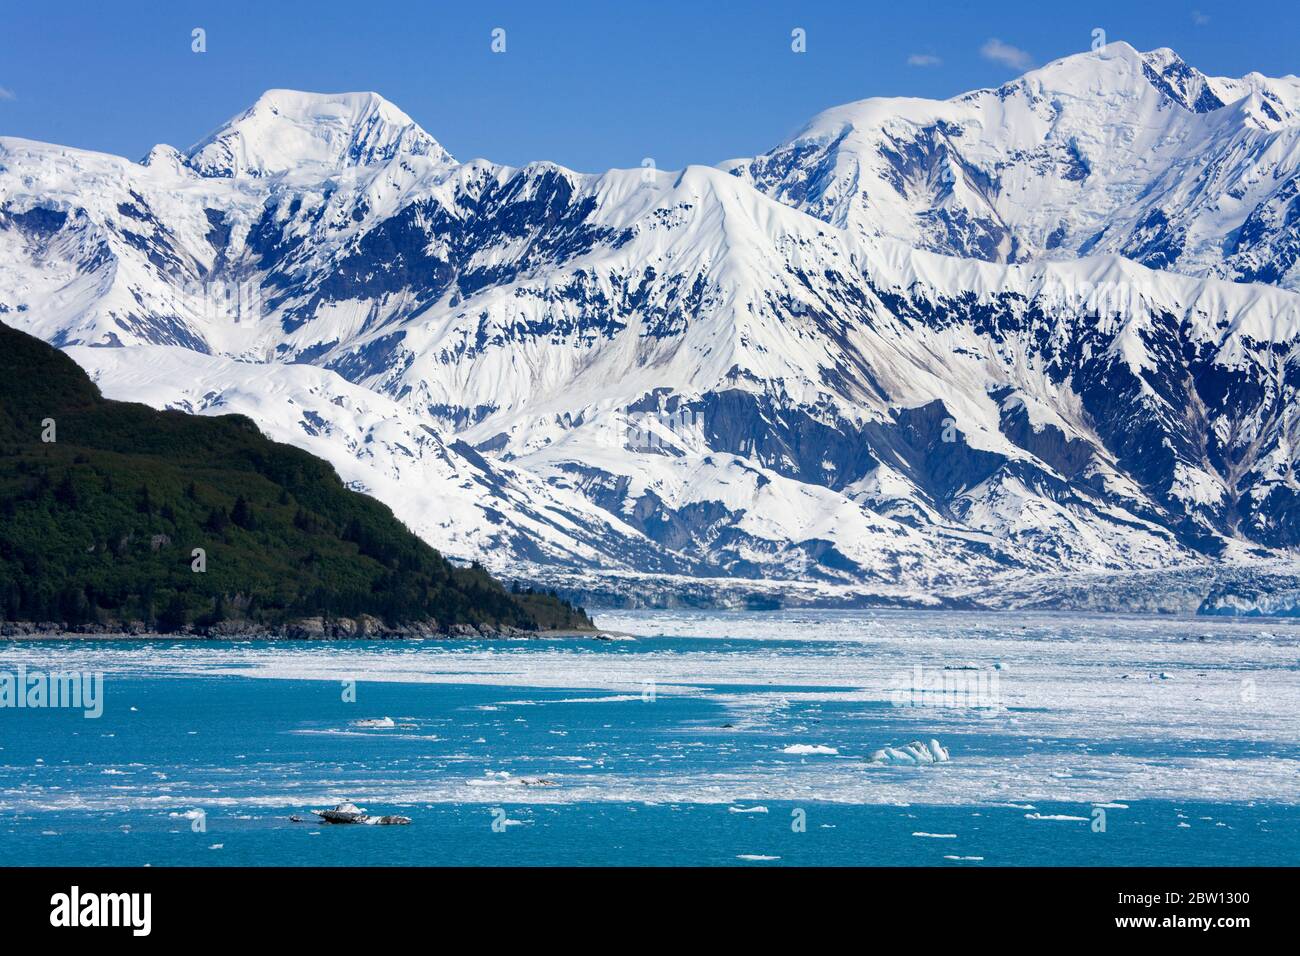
[
  {"left": 1192, "top": 10, "right": 1211, "bottom": 25},
  {"left": 907, "top": 53, "right": 943, "bottom": 67},
  {"left": 980, "top": 38, "right": 1034, "bottom": 71},
  {"left": 0, "top": 87, "right": 16, "bottom": 102}
]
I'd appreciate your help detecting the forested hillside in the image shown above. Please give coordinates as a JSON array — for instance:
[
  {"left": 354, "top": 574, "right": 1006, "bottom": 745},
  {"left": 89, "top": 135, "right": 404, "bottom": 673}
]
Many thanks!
[{"left": 0, "top": 321, "right": 591, "bottom": 635}]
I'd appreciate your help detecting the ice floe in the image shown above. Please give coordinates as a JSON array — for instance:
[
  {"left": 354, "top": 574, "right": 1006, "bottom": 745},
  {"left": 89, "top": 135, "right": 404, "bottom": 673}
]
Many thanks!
[{"left": 3, "top": 609, "right": 1298, "bottom": 816}]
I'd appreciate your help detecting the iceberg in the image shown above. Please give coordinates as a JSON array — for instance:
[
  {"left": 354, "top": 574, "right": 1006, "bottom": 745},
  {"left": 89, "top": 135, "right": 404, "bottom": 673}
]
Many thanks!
[
  {"left": 310, "top": 801, "right": 411, "bottom": 825},
  {"left": 870, "top": 739, "right": 950, "bottom": 765},
  {"left": 313, "top": 801, "right": 369, "bottom": 823}
]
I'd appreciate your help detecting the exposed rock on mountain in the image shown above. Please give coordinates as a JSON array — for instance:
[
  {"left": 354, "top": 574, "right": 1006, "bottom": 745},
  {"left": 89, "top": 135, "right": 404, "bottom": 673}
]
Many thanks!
[{"left": 4, "top": 43, "right": 1300, "bottom": 596}]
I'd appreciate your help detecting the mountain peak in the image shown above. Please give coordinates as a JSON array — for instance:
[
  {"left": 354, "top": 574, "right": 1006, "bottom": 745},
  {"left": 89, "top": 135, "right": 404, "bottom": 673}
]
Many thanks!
[
  {"left": 969, "top": 43, "right": 1232, "bottom": 116},
  {"left": 1137, "top": 47, "right": 1225, "bottom": 113},
  {"left": 184, "top": 89, "right": 454, "bottom": 179}
]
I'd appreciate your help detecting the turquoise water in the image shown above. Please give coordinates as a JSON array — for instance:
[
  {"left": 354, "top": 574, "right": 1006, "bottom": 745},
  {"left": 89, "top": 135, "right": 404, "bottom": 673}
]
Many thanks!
[{"left": 1, "top": 610, "right": 1298, "bottom": 865}]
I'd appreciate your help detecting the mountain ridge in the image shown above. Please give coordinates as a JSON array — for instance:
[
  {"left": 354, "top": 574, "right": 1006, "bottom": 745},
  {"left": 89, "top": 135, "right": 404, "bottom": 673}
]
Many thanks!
[
  {"left": 730, "top": 41, "right": 1300, "bottom": 287},
  {"left": 3, "top": 42, "right": 1300, "bottom": 598}
]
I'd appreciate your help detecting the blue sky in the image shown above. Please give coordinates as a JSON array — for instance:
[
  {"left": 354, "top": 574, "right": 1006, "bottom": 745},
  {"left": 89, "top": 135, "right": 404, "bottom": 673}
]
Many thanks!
[{"left": 1, "top": 0, "right": 1295, "bottom": 171}]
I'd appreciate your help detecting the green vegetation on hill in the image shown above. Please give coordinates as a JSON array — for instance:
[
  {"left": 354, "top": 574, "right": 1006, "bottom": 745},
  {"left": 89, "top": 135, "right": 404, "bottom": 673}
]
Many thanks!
[{"left": 0, "top": 321, "right": 592, "bottom": 634}]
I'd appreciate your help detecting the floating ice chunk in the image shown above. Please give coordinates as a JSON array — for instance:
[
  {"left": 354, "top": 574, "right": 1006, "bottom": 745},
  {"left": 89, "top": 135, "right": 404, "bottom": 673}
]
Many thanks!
[
  {"left": 1024, "top": 813, "right": 1088, "bottom": 821},
  {"left": 871, "top": 739, "right": 950, "bottom": 764},
  {"left": 729, "top": 805, "right": 769, "bottom": 814},
  {"left": 737, "top": 854, "right": 780, "bottom": 861},
  {"left": 912, "top": 832, "right": 957, "bottom": 838},
  {"left": 781, "top": 744, "right": 838, "bottom": 755},
  {"left": 314, "top": 802, "right": 368, "bottom": 823},
  {"left": 353, "top": 716, "right": 396, "bottom": 728},
  {"left": 308, "top": 802, "right": 411, "bottom": 825}
]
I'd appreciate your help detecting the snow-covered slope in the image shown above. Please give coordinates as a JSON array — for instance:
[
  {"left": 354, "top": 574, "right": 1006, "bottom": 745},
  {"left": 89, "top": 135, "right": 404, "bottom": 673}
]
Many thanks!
[
  {"left": 729, "top": 42, "right": 1300, "bottom": 290},
  {"left": 182, "top": 89, "right": 455, "bottom": 179},
  {"left": 4, "top": 44, "right": 1300, "bottom": 594},
  {"left": 65, "top": 344, "right": 654, "bottom": 571}
]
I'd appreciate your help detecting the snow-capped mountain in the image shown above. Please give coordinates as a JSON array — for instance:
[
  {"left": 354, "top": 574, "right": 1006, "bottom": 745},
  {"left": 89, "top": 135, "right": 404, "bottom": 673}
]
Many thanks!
[
  {"left": 729, "top": 42, "right": 1300, "bottom": 288},
  {"left": 4, "top": 44, "right": 1300, "bottom": 594},
  {"left": 182, "top": 89, "right": 456, "bottom": 179}
]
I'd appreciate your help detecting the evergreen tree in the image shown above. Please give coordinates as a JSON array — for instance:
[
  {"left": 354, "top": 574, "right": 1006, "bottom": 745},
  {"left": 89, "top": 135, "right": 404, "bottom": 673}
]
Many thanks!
[
  {"left": 157, "top": 593, "right": 189, "bottom": 632},
  {"left": 53, "top": 471, "right": 79, "bottom": 508},
  {"left": 204, "top": 507, "right": 230, "bottom": 533},
  {"left": 231, "top": 495, "right": 255, "bottom": 530}
]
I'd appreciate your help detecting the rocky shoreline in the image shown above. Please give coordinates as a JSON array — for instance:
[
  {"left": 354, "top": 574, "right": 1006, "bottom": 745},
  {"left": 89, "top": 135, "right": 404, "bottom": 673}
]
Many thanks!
[{"left": 0, "top": 615, "right": 607, "bottom": 641}]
